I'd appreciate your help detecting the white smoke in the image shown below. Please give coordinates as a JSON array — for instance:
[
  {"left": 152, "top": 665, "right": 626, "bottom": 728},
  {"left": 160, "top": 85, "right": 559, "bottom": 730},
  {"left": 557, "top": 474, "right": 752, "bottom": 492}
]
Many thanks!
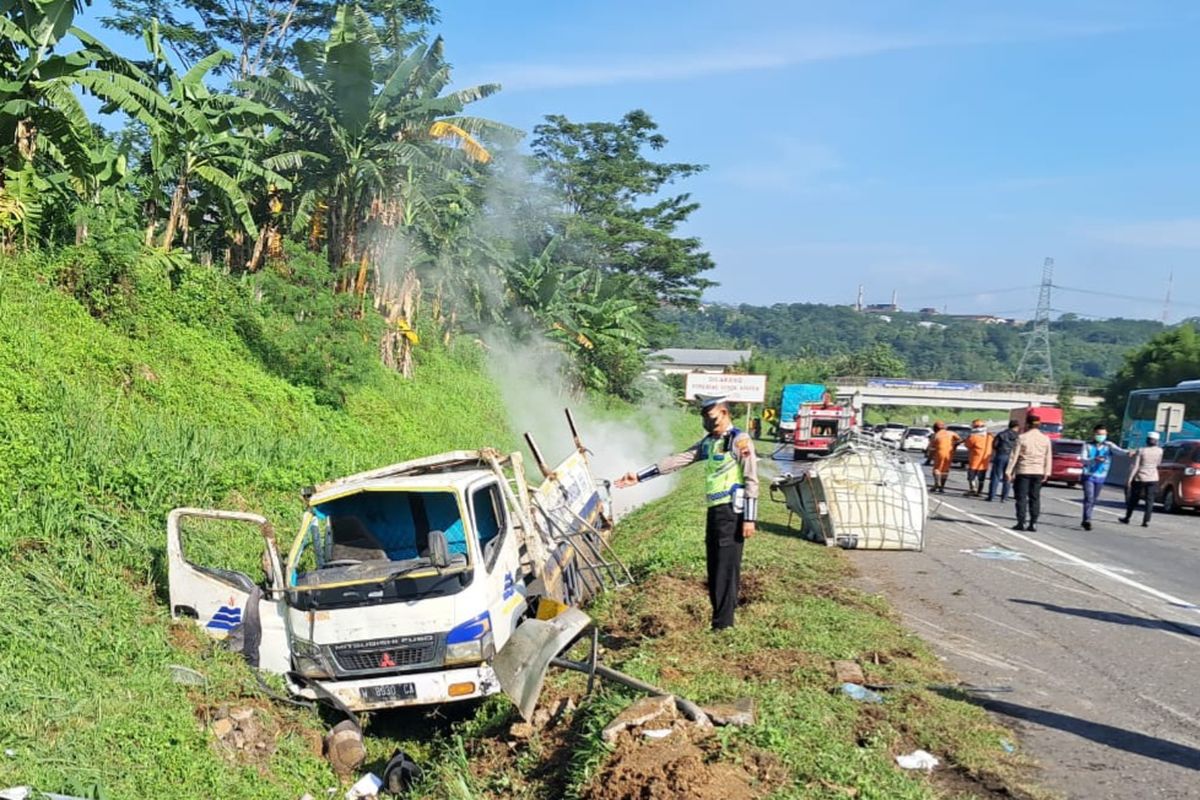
[{"left": 483, "top": 335, "right": 682, "bottom": 519}]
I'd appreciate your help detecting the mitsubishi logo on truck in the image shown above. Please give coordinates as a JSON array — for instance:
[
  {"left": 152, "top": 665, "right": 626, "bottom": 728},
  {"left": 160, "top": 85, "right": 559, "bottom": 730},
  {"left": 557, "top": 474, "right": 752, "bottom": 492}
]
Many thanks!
[{"left": 379, "top": 651, "right": 397, "bottom": 668}]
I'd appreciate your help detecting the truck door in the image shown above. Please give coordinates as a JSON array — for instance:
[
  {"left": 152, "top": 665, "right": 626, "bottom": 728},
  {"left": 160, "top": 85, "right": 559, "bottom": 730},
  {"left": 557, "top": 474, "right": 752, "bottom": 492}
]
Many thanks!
[
  {"left": 469, "top": 481, "right": 525, "bottom": 647},
  {"left": 166, "top": 508, "right": 291, "bottom": 674}
]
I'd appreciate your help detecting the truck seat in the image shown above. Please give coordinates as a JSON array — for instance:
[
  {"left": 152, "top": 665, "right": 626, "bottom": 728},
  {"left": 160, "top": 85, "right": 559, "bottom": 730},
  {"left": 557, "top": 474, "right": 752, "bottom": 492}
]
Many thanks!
[{"left": 328, "top": 516, "right": 388, "bottom": 562}]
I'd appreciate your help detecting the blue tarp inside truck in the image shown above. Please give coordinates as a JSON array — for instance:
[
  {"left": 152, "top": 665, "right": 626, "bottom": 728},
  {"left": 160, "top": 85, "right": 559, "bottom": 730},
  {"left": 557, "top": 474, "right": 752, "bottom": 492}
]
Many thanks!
[{"left": 780, "top": 383, "right": 827, "bottom": 422}]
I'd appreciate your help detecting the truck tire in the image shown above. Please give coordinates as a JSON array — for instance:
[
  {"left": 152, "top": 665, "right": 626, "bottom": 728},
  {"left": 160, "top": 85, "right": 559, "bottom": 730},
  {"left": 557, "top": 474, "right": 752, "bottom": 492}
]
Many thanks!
[{"left": 1161, "top": 487, "right": 1178, "bottom": 514}]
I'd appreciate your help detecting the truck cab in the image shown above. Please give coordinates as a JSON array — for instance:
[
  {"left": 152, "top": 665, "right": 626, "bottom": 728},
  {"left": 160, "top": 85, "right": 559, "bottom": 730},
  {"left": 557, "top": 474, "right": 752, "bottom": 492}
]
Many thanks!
[
  {"left": 793, "top": 401, "right": 857, "bottom": 459},
  {"left": 1009, "top": 405, "right": 1064, "bottom": 439},
  {"left": 168, "top": 428, "right": 619, "bottom": 714}
]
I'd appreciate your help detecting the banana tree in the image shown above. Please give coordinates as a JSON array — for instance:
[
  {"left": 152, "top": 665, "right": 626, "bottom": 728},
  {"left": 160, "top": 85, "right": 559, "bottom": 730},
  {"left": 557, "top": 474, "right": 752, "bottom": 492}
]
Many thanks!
[
  {"left": 1, "top": 0, "right": 168, "bottom": 244},
  {"left": 139, "top": 22, "right": 295, "bottom": 252},
  {"left": 249, "top": 5, "right": 511, "bottom": 294}
]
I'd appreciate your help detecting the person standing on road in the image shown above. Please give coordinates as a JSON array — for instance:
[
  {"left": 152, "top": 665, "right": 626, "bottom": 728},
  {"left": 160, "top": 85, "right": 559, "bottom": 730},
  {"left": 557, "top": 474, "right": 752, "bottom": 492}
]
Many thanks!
[
  {"left": 1080, "top": 424, "right": 1126, "bottom": 530},
  {"left": 964, "top": 419, "right": 993, "bottom": 497},
  {"left": 614, "top": 395, "right": 757, "bottom": 631},
  {"left": 926, "top": 421, "right": 961, "bottom": 494},
  {"left": 1005, "top": 415, "right": 1052, "bottom": 531},
  {"left": 987, "top": 420, "right": 1020, "bottom": 502},
  {"left": 1121, "top": 431, "right": 1164, "bottom": 527}
]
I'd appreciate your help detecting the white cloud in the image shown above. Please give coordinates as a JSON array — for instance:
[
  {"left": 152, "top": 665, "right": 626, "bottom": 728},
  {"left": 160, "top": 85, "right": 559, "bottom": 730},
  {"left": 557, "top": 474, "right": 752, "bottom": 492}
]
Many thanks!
[
  {"left": 476, "top": 21, "right": 1125, "bottom": 92},
  {"left": 1087, "top": 218, "right": 1200, "bottom": 249}
]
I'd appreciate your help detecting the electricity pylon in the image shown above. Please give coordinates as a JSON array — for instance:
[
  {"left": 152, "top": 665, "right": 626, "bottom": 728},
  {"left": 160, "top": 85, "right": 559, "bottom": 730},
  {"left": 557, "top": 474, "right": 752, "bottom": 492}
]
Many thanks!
[{"left": 1014, "top": 258, "right": 1054, "bottom": 386}]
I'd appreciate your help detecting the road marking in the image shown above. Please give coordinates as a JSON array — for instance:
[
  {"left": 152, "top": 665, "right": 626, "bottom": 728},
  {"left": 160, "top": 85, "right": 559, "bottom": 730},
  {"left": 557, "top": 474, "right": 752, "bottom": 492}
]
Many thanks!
[
  {"left": 939, "top": 500, "right": 1200, "bottom": 613},
  {"left": 967, "top": 612, "right": 1040, "bottom": 640},
  {"left": 1048, "top": 493, "right": 1123, "bottom": 519},
  {"left": 992, "top": 565, "right": 1102, "bottom": 599}
]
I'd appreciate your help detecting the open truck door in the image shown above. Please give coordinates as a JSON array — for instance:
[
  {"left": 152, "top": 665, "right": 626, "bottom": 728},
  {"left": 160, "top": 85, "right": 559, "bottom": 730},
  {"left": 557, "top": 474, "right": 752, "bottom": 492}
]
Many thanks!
[{"left": 167, "top": 508, "right": 291, "bottom": 674}]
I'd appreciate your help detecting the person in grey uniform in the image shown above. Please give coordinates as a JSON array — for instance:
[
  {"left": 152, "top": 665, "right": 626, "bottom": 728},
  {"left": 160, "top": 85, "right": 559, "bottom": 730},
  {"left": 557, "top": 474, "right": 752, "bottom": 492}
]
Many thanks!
[
  {"left": 1122, "top": 431, "right": 1164, "bottom": 527},
  {"left": 614, "top": 394, "right": 758, "bottom": 630}
]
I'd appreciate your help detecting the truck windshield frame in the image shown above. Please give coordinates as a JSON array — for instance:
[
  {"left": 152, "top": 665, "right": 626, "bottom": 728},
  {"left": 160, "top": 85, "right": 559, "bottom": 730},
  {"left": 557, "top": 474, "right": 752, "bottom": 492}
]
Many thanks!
[{"left": 286, "top": 487, "right": 476, "bottom": 597}]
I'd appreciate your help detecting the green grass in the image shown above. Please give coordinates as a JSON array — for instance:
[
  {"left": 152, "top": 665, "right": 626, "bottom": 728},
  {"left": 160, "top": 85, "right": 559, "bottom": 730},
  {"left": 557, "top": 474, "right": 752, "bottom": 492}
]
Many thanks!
[{"left": 864, "top": 406, "right": 1013, "bottom": 426}]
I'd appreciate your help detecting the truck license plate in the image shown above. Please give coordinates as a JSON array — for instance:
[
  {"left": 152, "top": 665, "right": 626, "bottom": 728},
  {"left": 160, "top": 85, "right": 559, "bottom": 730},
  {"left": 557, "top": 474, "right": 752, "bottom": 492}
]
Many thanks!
[{"left": 360, "top": 682, "right": 416, "bottom": 703}]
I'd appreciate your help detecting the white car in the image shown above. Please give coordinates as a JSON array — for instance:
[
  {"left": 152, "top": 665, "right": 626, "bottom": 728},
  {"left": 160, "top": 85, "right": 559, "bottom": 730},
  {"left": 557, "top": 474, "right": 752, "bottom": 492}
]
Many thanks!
[
  {"left": 901, "top": 427, "right": 932, "bottom": 452},
  {"left": 879, "top": 423, "right": 908, "bottom": 447}
]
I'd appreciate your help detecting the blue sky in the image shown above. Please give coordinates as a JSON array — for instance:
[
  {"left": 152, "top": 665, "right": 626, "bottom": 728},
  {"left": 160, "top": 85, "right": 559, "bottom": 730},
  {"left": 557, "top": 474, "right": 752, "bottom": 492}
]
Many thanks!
[{"left": 83, "top": 1, "right": 1200, "bottom": 320}]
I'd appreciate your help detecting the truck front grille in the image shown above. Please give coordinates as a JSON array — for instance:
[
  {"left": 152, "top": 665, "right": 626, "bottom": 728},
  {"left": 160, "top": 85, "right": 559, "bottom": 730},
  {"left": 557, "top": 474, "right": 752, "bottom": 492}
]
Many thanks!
[{"left": 329, "top": 636, "right": 442, "bottom": 676}]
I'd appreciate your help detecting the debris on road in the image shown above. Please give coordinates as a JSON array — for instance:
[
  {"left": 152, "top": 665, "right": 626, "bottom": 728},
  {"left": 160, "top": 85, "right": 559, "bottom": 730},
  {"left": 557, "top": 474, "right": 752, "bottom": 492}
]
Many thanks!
[
  {"left": 323, "top": 720, "right": 366, "bottom": 776},
  {"left": 770, "top": 436, "right": 928, "bottom": 550},
  {"left": 839, "top": 682, "right": 884, "bottom": 703},
  {"left": 895, "top": 749, "right": 940, "bottom": 770},
  {"left": 961, "top": 546, "right": 1028, "bottom": 561}
]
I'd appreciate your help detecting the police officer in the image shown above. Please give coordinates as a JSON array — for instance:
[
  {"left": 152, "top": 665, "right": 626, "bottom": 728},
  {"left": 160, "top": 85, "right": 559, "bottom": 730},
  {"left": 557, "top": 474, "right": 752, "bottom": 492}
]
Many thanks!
[{"left": 615, "top": 395, "right": 758, "bottom": 631}]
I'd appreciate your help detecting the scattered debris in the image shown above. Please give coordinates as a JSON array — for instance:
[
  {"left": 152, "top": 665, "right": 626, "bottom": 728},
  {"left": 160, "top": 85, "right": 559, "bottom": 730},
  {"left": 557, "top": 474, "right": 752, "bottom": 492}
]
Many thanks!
[
  {"left": 1000, "top": 739, "right": 1016, "bottom": 754},
  {"left": 833, "top": 659, "right": 865, "bottom": 684},
  {"left": 601, "top": 695, "right": 677, "bottom": 743},
  {"left": 381, "top": 750, "right": 422, "bottom": 796},
  {"left": 839, "top": 683, "right": 884, "bottom": 703},
  {"left": 895, "top": 749, "right": 940, "bottom": 770},
  {"left": 0, "top": 789, "right": 90, "bottom": 800},
  {"left": 344, "top": 772, "right": 383, "bottom": 800},
  {"left": 323, "top": 720, "right": 366, "bottom": 776},
  {"left": 168, "top": 664, "right": 207, "bottom": 686},
  {"left": 642, "top": 728, "right": 674, "bottom": 740},
  {"left": 208, "top": 705, "right": 277, "bottom": 765},
  {"left": 508, "top": 721, "right": 535, "bottom": 740},
  {"left": 960, "top": 546, "right": 1028, "bottom": 561},
  {"left": 702, "top": 697, "right": 756, "bottom": 727}
]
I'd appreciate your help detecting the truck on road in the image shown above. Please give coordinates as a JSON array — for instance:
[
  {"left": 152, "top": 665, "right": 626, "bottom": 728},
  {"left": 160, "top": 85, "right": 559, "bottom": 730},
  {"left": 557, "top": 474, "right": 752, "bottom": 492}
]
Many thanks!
[{"left": 1009, "top": 405, "right": 1064, "bottom": 439}]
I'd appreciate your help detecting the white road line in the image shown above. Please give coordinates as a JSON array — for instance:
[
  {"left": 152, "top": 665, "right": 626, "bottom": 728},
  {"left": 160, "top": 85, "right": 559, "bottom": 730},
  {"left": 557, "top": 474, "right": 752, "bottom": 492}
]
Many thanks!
[
  {"left": 992, "top": 564, "right": 1102, "bottom": 599},
  {"left": 939, "top": 500, "right": 1200, "bottom": 613},
  {"left": 1048, "top": 493, "right": 1124, "bottom": 520}
]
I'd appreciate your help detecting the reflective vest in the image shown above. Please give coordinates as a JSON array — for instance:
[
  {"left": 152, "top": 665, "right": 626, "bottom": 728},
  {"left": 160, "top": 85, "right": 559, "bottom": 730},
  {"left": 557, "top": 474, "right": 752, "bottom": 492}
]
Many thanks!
[{"left": 705, "top": 428, "right": 745, "bottom": 508}]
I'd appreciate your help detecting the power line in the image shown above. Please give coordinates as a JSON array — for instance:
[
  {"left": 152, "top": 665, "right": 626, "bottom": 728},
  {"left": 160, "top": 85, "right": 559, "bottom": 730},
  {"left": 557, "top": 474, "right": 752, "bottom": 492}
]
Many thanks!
[{"left": 1054, "top": 283, "right": 1200, "bottom": 310}]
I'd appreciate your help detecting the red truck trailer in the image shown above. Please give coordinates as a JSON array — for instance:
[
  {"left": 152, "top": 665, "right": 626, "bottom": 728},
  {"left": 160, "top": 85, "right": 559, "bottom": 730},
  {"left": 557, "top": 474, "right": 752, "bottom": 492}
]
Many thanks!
[
  {"left": 793, "top": 399, "right": 857, "bottom": 459},
  {"left": 1009, "top": 405, "right": 1063, "bottom": 439}
]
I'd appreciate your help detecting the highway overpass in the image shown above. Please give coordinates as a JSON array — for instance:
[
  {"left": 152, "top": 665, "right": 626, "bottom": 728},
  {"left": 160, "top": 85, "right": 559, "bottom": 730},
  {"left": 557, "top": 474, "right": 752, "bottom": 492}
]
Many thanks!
[{"left": 829, "top": 377, "right": 1102, "bottom": 411}]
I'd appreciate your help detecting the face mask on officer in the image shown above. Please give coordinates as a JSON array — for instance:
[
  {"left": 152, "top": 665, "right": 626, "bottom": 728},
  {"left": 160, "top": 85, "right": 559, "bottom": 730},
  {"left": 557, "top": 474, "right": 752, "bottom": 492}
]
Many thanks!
[
  {"left": 702, "top": 413, "right": 719, "bottom": 434},
  {"left": 1094, "top": 433, "right": 1107, "bottom": 443}
]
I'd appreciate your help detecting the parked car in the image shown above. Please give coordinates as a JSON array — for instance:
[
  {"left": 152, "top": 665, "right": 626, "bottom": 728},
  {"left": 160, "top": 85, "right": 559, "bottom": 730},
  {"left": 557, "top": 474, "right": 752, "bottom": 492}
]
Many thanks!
[
  {"left": 947, "top": 424, "right": 972, "bottom": 467},
  {"left": 1156, "top": 439, "right": 1200, "bottom": 513},
  {"left": 901, "top": 427, "right": 932, "bottom": 452},
  {"left": 879, "top": 423, "right": 907, "bottom": 447},
  {"left": 1050, "top": 439, "right": 1087, "bottom": 486}
]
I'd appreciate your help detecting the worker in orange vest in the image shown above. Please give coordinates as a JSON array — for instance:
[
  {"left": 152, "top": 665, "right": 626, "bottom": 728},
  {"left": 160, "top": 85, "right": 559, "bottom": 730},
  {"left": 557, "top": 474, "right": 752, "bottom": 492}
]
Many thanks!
[
  {"left": 964, "top": 419, "right": 993, "bottom": 497},
  {"left": 926, "top": 421, "right": 961, "bottom": 494}
]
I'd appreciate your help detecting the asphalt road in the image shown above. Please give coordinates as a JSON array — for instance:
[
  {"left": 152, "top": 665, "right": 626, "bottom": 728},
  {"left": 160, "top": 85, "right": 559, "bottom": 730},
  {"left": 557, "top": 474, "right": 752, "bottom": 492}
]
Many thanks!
[{"left": 848, "top": 468, "right": 1200, "bottom": 800}]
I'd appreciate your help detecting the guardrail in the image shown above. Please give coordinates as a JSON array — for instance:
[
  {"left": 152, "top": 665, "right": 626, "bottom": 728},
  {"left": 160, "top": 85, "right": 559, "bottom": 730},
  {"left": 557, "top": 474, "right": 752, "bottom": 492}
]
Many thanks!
[{"left": 828, "top": 377, "right": 1102, "bottom": 396}]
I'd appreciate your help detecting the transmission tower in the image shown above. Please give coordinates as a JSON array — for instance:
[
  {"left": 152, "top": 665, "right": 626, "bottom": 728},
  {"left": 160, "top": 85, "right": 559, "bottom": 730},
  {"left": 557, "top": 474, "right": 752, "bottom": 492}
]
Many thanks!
[
  {"left": 1162, "top": 270, "right": 1174, "bottom": 324},
  {"left": 1014, "top": 258, "right": 1054, "bottom": 386}
]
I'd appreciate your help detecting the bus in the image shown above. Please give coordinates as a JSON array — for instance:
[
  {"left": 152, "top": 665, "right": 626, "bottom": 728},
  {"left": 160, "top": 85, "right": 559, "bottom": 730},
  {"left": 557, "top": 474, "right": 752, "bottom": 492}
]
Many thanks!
[{"left": 1120, "top": 380, "right": 1200, "bottom": 448}]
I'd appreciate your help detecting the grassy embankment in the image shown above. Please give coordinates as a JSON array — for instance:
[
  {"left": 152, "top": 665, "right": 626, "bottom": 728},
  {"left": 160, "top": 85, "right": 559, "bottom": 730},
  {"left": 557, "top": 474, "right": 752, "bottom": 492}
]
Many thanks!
[{"left": 0, "top": 252, "right": 516, "bottom": 798}]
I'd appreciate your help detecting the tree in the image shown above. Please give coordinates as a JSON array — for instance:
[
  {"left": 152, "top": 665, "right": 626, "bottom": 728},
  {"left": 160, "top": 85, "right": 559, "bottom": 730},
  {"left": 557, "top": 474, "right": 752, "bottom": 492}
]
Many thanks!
[
  {"left": 135, "top": 24, "right": 294, "bottom": 253},
  {"left": 1, "top": 0, "right": 167, "bottom": 246},
  {"left": 102, "top": 0, "right": 438, "bottom": 78},
  {"left": 1099, "top": 324, "right": 1200, "bottom": 424},
  {"left": 530, "top": 110, "right": 715, "bottom": 307}
]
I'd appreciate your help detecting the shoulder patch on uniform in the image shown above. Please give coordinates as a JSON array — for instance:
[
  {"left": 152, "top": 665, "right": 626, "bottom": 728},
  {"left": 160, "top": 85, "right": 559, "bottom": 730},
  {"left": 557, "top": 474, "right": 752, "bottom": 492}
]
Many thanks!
[{"left": 734, "top": 432, "right": 753, "bottom": 455}]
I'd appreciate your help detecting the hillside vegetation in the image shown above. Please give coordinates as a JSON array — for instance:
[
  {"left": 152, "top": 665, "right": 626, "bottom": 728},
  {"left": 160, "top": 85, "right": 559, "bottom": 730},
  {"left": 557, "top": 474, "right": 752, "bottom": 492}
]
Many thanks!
[
  {"left": 658, "top": 303, "right": 1166, "bottom": 385},
  {"left": 0, "top": 247, "right": 513, "bottom": 797}
]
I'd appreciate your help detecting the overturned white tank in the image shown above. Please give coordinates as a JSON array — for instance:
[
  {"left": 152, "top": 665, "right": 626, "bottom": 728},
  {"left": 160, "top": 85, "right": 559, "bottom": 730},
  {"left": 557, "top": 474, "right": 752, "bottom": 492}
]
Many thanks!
[{"left": 770, "top": 435, "right": 927, "bottom": 550}]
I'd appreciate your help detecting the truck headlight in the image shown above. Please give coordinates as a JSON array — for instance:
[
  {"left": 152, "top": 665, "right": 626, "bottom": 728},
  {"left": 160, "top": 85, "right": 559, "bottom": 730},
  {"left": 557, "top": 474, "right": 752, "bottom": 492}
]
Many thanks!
[
  {"left": 292, "top": 637, "right": 332, "bottom": 679},
  {"left": 444, "top": 612, "right": 494, "bottom": 666}
]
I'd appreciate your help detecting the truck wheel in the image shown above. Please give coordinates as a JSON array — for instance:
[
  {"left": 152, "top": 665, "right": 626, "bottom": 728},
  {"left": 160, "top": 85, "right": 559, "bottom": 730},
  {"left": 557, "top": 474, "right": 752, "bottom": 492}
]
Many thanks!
[{"left": 1161, "top": 488, "right": 1178, "bottom": 514}]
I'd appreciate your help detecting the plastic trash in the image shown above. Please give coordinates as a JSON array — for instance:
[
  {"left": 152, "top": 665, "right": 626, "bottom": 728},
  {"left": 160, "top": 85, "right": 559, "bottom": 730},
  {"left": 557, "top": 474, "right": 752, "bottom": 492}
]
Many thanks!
[
  {"left": 840, "top": 683, "right": 884, "bottom": 703},
  {"left": 642, "top": 728, "right": 673, "bottom": 740},
  {"left": 1000, "top": 739, "right": 1016, "bottom": 754},
  {"left": 895, "top": 749, "right": 940, "bottom": 770},
  {"left": 963, "top": 546, "right": 1027, "bottom": 561},
  {"left": 344, "top": 773, "right": 383, "bottom": 800}
]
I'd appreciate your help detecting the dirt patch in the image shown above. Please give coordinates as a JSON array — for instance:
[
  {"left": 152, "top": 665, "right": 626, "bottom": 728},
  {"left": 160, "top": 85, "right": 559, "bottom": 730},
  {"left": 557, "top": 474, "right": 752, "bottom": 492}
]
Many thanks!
[
  {"left": 202, "top": 704, "right": 279, "bottom": 770},
  {"left": 729, "top": 647, "right": 815, "bottom": 681},
  {"left": 737, "top": 570, "right": 768, "bottom": 606},
  {"left": 638, "top": 614, "right": 670, "bottom": 639},
  {"left": 930, "top": 765, "right": 1040, "bottom": 800},
  {"left": 606, "top": 574, "right": 710, "bottom": 645},
  {"left": 168, "top": 621, "right": 208, "bottom": 655},
  {"left": 582, "top": 732, "right": 785, "bottom": 800}
]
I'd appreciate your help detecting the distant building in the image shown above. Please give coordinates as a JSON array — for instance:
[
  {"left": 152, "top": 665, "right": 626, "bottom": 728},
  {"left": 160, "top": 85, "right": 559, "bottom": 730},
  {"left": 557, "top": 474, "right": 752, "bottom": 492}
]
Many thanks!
[
  {"left": 919, "top": 307, "right": 940, "bottom": 315},
  {"left": 647, "top": 348, "right": 752, "bottom": 375},
  {"left": 917, "top": 320, "right": 947, "bottom": 330},
  {"left": 863, "top": 303, "right": 900, "bottom": 314}
]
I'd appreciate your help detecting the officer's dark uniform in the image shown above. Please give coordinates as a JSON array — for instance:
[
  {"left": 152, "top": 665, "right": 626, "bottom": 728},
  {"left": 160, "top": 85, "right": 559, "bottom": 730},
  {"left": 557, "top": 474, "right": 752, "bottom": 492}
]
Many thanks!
[{"left": 633, "top": 396, "right": 759, "bottom": 630}]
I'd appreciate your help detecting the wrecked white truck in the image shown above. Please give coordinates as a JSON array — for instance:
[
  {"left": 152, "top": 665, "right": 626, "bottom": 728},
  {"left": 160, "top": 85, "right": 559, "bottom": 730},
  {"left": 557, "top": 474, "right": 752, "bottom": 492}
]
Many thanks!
[{"left": 167, "top": 411, "right": 628, "bottom": 720}]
